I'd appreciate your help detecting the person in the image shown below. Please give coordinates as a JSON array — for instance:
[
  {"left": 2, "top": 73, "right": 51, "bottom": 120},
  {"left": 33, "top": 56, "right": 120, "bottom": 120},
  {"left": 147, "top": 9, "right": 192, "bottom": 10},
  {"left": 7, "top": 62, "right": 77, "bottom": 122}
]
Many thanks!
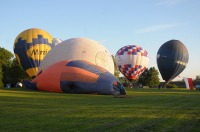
[
  {"left": 119, "top": 83, "right": 126, "bottom": 95},
  {"left": 15, "top": 82, "right": 23, "bottom": 87},
  {"left": 158, "top": 84, "right": 162, "bottom": 89},
  {"left": 113, "top": 82, "right": 126, "bottom": 96},
  {"left": 140, "top": 84, "right": 143, "bottom": 88},
  {"left": 6, "top": 83, "right": 11, "bottom": 88}
]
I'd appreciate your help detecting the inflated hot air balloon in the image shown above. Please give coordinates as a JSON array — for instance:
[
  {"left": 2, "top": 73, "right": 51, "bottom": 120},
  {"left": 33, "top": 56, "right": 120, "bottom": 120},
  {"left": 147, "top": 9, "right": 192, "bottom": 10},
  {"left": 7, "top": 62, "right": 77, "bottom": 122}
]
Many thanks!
[
  {"left": 115, "top": 45, "right": 149, "bottom": 81},
  {"left": 157, "top": 40, "right": 189, "bottom": 86},
  {"left": 14, "top": 28, "right": 54, "bottom": 78},
  {"left": 24, "top": 60, "right": 126, "bottom": 95},
  {"left": 52, "top": 38, "right": 63, "bottom": 46},
  {"left": 38, "top": 38, "right": 114, "bottom": 75}
]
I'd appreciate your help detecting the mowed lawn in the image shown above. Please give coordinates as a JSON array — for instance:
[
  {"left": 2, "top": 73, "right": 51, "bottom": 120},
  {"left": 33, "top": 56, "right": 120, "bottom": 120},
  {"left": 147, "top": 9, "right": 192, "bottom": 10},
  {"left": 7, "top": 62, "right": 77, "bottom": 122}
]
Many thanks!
[{"left": 0, "top": 87, "right": 200, "bottom": 132}]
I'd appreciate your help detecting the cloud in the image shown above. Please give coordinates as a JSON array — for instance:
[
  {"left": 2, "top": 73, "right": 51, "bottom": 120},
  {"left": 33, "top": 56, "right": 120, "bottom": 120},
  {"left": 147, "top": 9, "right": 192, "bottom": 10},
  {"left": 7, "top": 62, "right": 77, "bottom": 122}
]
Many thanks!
[
  {"left": 135, "top": 24, "right": 178, "bottom": 34},
  {"left": 155, "top": 0, "right": 188, "bottom": 6}
]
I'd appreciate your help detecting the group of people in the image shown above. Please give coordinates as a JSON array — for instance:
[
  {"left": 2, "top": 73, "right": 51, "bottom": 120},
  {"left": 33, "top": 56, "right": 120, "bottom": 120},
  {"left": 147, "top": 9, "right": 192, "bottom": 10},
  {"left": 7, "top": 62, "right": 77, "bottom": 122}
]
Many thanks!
[{"left": 5, "top": 82, "right": 23, "bottom": 88}]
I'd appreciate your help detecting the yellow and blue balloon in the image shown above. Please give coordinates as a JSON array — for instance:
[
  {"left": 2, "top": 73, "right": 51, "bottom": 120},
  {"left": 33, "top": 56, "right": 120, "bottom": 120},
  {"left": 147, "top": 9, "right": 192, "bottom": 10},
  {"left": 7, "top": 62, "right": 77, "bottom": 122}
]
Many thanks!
[{"left": 14, "top": 28, "right": 54, "bottom": 78}]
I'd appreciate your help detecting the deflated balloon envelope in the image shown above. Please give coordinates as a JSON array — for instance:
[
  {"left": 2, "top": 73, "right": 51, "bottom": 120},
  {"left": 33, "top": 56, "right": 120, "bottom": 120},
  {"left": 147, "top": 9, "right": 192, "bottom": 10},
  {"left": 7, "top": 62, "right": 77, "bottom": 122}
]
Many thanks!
[
  {"left": 24, "top": 60, "right": 126, "bottom": 95},
  {"left": 13, "top": 28, "right": 54, "bottom": 77},
  {"left": 115, "top": 45, "right": 149, "bottom": 81},
  {"left": 156, "top": 40, "right": 189, "bottom": 84}
]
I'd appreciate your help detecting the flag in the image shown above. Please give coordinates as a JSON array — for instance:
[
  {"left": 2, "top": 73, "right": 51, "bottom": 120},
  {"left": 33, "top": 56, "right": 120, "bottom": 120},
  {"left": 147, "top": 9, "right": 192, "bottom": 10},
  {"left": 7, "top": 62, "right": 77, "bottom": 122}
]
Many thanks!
[{"left": 183, "top": 77, "right": 194, "bottom": 90}]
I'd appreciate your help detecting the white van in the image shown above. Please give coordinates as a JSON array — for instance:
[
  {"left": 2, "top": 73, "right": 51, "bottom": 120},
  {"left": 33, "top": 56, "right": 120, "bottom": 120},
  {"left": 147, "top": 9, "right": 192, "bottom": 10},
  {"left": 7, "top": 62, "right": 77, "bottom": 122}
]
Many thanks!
[{"left": 196, "top": 85, "right": 200, "bottom": 90}]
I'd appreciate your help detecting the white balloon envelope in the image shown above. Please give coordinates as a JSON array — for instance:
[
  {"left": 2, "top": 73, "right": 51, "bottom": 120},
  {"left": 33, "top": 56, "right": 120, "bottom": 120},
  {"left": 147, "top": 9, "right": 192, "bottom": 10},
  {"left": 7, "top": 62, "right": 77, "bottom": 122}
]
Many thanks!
[
  {"left": 52, "top": 38, "right": 63, "bottom": 46},
  {"left": 38, "top": 38, "right": 114, "bottom": 74}
]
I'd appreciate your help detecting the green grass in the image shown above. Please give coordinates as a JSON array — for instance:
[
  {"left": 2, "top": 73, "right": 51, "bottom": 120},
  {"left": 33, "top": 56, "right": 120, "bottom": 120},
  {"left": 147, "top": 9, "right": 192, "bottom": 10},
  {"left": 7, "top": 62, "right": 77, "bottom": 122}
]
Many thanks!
[{"left": 0, "top": 87, "right": 200, "bottom": 132}]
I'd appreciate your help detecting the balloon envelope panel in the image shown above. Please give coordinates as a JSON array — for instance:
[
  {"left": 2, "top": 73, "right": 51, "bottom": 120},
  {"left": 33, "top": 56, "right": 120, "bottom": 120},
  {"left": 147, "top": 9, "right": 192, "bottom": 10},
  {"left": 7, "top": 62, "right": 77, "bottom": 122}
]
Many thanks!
[
  {"left": 156, "top": 40, "right": 189, "bottom": 82},
  {"left": 115, "top": 45, "right": 149, "bottom": 81},
  {"left": 14, "top": 28, "right": 54, "bottom": 77},
  {"left": 24, "top": 60, "right": 126, "bottom": 95},
  {"left": 52, "top": 38, "right": 63, "bottom": 46},
  {"left": 38, "top": 38, "right": 114, "bottom": 74}
]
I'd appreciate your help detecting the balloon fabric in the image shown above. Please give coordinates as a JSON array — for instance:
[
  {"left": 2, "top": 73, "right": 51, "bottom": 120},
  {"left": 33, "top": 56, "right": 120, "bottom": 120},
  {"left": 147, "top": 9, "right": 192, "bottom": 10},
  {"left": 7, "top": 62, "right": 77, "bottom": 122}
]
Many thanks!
[
  {"left": 115, "top": 45, "right": 149, "bottom": 81},
  {"left": 24, "top": 60, "right": 126, "bottom": 95},
  {"left": 14, "top": 28, "right": 54, "bottom": 77},
  {"left": 157, "top": 40, "right": 189, "bottom": 84}
]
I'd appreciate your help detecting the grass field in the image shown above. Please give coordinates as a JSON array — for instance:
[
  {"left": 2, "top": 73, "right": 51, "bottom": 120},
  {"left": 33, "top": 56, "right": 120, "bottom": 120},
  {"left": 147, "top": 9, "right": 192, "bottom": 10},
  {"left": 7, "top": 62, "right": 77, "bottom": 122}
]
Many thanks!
[{"left": 0, "top": 87, "right": 200, "bottom": 132}]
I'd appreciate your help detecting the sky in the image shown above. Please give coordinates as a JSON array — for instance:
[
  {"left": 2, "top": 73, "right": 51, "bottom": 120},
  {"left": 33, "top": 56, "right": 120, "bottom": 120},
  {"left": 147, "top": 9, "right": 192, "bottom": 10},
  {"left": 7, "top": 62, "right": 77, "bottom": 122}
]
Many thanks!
[{"left": 0, "top": 0, "right": 199, "bottom": 81}]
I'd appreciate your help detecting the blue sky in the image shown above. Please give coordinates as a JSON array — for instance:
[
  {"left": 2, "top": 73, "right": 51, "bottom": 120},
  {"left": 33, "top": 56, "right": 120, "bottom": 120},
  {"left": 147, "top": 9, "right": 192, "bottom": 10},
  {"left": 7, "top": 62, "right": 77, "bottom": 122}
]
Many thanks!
[{"left": 0, "top": 0, "right": 199, "bottom": 81}]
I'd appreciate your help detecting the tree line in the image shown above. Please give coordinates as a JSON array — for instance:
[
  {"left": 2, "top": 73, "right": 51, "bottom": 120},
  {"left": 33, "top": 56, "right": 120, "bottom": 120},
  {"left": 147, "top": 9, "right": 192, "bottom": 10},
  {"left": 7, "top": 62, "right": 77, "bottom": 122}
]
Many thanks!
[
  {"left": 0, "top": 47, "right": 161, "bottom": 88},
  {"left": 112, "top": 55, "right": 161, "bottom": 88},
  {"left": 0, "top": 47, "right": 30, "bottom": 87}
]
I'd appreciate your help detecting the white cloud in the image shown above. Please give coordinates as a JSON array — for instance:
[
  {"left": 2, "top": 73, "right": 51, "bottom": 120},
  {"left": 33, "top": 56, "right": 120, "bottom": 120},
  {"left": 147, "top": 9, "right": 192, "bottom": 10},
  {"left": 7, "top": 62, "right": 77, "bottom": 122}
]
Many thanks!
[
  {"left": 155, "top": 0, "right": 188, "bottom": 6},
  {"left": 135, "top": 24, "right": 178, "bottom": 34}
]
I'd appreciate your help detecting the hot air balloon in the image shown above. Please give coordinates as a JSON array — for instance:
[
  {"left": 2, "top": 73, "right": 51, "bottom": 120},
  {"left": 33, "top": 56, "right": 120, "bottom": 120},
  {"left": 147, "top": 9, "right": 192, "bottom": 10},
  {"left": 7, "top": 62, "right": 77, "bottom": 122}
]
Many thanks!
[
  {"left": 115, "top": 45, "right": 149, "bottom": 81},
  {"left": 38, "top": 38, "right": 114, "bottom": 75},
  {"left": 157, "top": 40, "right": 189, "bottom": 86},
  {"left": 24, "top": 60, "right": 126, "bottom": 95},
  {"left": 14, "top": 28, "right": 54, "bottom": 78},
  {"left": 52, "top": 38, "right": 63, "bottom": 46}
]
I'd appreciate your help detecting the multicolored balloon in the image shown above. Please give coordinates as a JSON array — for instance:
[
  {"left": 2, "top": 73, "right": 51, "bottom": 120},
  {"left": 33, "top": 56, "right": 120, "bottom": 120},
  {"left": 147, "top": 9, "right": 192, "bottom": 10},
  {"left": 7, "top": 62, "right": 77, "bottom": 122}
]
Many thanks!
[
  {"left": 24, "top": 60, "right": 126, "bottom": 95},
  {"left": 14, "top": 28, "right": 54, "bottom": 77},
  {"left": 115, "top": 45, "right": 149, "bottom": 81},
  {"left": 157, "top": 40, "right": 189, "bottom": 85}
]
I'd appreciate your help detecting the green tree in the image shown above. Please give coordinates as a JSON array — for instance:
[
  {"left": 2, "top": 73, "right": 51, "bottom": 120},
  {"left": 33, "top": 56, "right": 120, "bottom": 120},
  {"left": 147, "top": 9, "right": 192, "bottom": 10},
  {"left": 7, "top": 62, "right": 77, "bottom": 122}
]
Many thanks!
[
  {"left": 137, "top": 69, "right": 149, "bottom": 86},
  {"left": 147, "top": 67, "right": 160, "bottom": 87},
  {"left": 0, "top": 63, "right": 3, "bottom": 88},
  {"left": 112, "top": 55, "right": 120, "bottom": 78},
  {"left": 195, "top": 75, "right": 200, "bottom": 81},
  {"left": 0, "top": 47, "right": 13, "bottom": 66},
  {"left": 138, "top": 67, "right": 160, "bottom": 87},
  {"left": 0, "top": 47, "right": 14, "bottom": 86},
  {"left": 0, "top": 47, "right": 31, "bottom": 87},
  {"left": 10, "top": 58, "right": 30, "bottom": 85}
]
